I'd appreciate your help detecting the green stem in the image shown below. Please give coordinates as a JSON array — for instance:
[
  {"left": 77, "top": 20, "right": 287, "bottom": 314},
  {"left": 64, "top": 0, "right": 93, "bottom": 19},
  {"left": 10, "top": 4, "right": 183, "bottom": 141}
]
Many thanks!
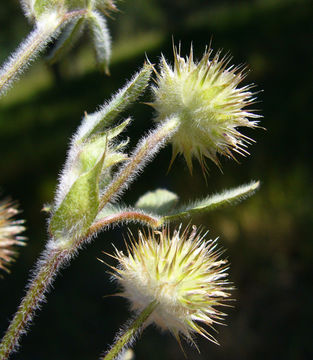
[
  {"left": 0, "top": 246, "right": 70, "bottom": 360},
  {"left": 0, "top": 19, "right": 60, "bottom": 96},
  {"left": 0, "top": 118, "right": 176, "bottom": 360},
  {"left": 0, "top": 9, "right": 87, "bottom": 97},
  {"left": 102, "top": 301, "right": 158, "bottom": 360}
]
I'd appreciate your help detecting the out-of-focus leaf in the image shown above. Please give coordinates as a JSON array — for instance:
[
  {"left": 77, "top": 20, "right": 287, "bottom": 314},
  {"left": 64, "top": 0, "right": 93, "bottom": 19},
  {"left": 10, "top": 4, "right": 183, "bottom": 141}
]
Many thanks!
[
  {"left": 46, "top": 17, "right": 85, "bottom": 64},
  {"left": 88, "top": 10, "right": 111, "bottom": 74},
  {"left": 135, "top": 188, "right": 179, "bottom": 215}
]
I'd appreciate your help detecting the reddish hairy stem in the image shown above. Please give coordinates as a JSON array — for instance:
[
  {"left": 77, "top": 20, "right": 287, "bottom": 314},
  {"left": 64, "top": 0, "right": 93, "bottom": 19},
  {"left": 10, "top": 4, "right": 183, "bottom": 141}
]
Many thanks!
[{"left": 88, "top": 211, "right": 161, "bottom": 235}]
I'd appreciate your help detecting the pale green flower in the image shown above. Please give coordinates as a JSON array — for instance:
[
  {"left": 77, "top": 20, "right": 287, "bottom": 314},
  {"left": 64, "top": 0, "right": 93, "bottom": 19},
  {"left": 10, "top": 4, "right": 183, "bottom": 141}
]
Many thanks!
[
  {"left": 0, "top": 199, "right": 26, "bottom": 274},
  {"left": 152, "top": 45, "right": 261, "bottom": 173},
  {"left": 110, "top": 225, "right": 232, "bottom": 345}
]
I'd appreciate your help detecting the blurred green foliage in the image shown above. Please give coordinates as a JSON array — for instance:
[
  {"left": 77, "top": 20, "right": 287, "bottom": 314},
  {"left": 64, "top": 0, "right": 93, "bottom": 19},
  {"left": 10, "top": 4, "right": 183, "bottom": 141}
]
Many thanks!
[{"left": 0, "top": 0, "right": 312, "bottom": 359}]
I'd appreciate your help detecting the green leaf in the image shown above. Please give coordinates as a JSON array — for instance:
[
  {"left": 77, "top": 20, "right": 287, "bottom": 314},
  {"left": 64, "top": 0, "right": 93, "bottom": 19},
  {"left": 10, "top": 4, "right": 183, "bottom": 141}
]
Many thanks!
[
  {"left": 75, "top": 63, "right": 152, "bottom": 142},
  {"left": 106, "top": 118, "right": 131, "bottom": 140},
  {"left": 78, "top": 135, "right": 108, "bottom": 174},
  {"left": 78, "top": 118, "right": 130, "bottom": 173},
  {"left": 64, "top": 0, "right": 86, "bottom": 9},
  {"left": 161, "top": 181, "right": 260, "bottom": 223},
  {"left": 46, "top": 17, "right": 85, "bottom": 64},
  {"left": 135, "top": 189, "right": 179, "bottom": 215},
  {"left": 34, "top": 0, "right": 64, "bottom": 17},
  {"left": 88, "top": 10, "right": 111, "bottom": 74},
  {"left": 50, "top": 150, "right": 105, "bottom": 240}
]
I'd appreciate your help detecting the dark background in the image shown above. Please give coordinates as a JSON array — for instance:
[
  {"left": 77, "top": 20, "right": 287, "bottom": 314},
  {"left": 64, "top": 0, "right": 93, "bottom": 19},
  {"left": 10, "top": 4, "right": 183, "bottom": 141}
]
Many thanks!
[{"left": 0, "top": 0, "right": 312, "bottom": 359}]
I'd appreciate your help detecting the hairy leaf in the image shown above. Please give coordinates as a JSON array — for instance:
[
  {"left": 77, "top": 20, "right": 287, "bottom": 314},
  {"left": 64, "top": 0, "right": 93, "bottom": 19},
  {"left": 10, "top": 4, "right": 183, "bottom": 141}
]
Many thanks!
[
  {"left": 50, "top": 151, "right": 105, "bottom": 239},
  {"left": 46, "top": 16, "right": 85, "bottom": 64},
  {"left": 75, "top": 63, "right": 153, "bottom": 142},
  {"left": 88, "top": 10, "right": 111, "bottom": 74},
  {"left": 135, "top": 188, "right": 179, "bottom": 215},
  {"left": 161, "top": 181, "right": 260, "bottom": 223}
]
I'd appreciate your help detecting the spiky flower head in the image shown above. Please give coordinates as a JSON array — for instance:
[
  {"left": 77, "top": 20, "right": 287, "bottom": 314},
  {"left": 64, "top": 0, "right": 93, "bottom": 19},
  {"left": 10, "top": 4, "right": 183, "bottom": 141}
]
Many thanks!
[
  {"left": 109, "top": 225, "right": 232, "bottom": 345},
  {"left": 151, "top": 44, "right": 261, "bottom": 173},
  {"left": 0, "top": 199, "right": 26, "bottom": 274}
]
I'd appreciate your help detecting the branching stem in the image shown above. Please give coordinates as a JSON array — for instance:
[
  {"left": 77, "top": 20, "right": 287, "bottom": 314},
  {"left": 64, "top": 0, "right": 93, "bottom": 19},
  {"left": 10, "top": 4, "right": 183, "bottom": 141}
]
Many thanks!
[{"left": 0, "top": 118, "right": 177, "bottom": 359}]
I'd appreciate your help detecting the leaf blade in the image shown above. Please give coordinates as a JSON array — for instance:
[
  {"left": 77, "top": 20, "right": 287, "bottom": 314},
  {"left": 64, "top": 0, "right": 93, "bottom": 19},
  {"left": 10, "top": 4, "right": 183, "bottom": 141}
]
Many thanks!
[
  {"left": 135, "top": 188, "right": 179, "bottom": 215},
  {"left": 161, "top": 181, "right": 260, "bottom": 223},
  {"left": 50, "top": 150, "right": 105, "bottom": 240}
]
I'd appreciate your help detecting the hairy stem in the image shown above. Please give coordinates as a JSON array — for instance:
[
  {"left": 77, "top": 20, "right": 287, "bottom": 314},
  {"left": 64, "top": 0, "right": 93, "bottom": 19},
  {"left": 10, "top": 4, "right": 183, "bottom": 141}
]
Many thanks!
[
  {"left": 0, "top": 9, "right": 87, "bottom": 97},
  {"left": 0, "top": 18, "right": 59, "bottom": 96},
  {"left": 88, "top": 211, "right": 161, "bottom": 235},
  {"left": 102, "top": 301, "right": 158, "bottom": 360},
  {"left": 0, "top": 116, "right": 177, "bottom": 360},
  {"left": 99, "top": 117, "right": 179, "bottom": 210},
  {"left": 0, "top": 245, "right": 70, "bottom": 360}
]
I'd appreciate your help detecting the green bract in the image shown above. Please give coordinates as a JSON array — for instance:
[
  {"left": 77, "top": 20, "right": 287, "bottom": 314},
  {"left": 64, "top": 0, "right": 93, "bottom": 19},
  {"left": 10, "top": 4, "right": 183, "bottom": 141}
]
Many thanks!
[
  {"left": 49, "top": 151, "right": 104, "bottom": 240},
  {"left": 49, "top": 65, "right": 152, "bottom": 243}
]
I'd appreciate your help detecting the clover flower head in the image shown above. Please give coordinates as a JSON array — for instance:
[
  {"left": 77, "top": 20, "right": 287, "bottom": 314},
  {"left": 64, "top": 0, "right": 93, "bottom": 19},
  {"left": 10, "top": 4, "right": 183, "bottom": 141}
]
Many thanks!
[
  {"left": 109, "top": 225, "right": 232, "bottom": 345},
  {"left": 151, "top": 44, "right": 261, "bottom": 173},
  {"left": 0, "top": 199, "right": 26, "bottom": 274}
]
